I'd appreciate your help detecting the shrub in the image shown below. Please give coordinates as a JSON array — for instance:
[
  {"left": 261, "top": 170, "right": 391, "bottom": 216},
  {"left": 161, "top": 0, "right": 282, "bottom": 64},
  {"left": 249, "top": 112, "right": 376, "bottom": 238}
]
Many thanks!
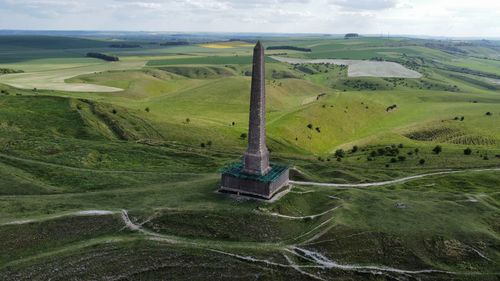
[
  {"left": 200, "top": 143, "right": 205, "bottom": 148},
  {"left": 207, "top": 141, "right": 212, "bottom": 146},
  {"left": 398, "top": 143, "right": 404, "bottom": 148},
  {"left": 414, "top": 148, "right": 419, "bottom": 154},
  {"left": 390, "top": 158, "right": 397, "bottom": 163},
  {"left": 307, "top": 123, "right": 313, "bottom": 129},
  {"left": 398, "top": 156, "right": 406, "bottom": 161},
  {"left": 240, "top": 133, "right": 247, "bottom": 140},
  {"left": 112, "top": 109, "right": 117, "bottom": 114},
  {"left": 145, "top": 107, "right": 150, "bottom": 112},
  {"left": 419, "top": 159, "right": 425, "bottom": 165},
  {"left": 485, "top": 112, "right": 492, "bottom": 116},
  {"left": 351, "top": 145, "right": 358, "bottom": 153},
  {"left": 432, "top": 145, "right": 442, "bottom": 154},
  {"left": 186, "top": 118, "right": 190, "bottom": 123},
  {"left": 464, "top": 148, "right": 472, "bottom": 155},
  {"left": 334, "top": 149, "right": 345, "bottom": 158}
]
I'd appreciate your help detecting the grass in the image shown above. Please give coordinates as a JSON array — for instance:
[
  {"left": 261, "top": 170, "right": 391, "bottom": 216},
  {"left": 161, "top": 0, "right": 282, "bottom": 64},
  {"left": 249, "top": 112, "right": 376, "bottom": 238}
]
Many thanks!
[{"left": 0, "top": 35, "right": 499, "bottom": 280}]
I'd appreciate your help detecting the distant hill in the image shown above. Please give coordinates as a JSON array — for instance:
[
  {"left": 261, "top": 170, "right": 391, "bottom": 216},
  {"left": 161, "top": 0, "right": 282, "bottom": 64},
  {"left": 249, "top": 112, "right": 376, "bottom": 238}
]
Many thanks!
[{"left": 0, "top": 35, "right": 110, "bottom": 49}]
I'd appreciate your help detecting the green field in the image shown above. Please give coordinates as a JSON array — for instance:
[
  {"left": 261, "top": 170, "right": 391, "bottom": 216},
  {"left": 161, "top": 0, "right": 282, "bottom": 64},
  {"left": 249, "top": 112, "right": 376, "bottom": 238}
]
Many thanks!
[{"left": 0, "top": 35, "right": 499, "bottom": 280}]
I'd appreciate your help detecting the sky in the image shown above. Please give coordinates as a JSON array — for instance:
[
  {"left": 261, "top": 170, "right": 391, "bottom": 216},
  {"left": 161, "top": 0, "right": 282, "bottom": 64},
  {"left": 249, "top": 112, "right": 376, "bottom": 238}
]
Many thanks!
[{"left": 0, "top": 0, "right": 499, "bottom": 38}]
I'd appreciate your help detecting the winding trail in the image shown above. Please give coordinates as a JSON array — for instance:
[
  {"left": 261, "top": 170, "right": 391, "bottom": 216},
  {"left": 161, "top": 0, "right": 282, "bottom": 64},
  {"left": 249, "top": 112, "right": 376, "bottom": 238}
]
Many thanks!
[
  {"left": 268, "top": 206, "right": 340, "bottom": 220},
  {"left": 5, "top": 208, "right": 491, "bottom": 279},
  {"left": 287, "top": 247, "right": 452, "bottom": 275},
  {"left": 290, "top": 167, "right": 500, "bottom": 188}
]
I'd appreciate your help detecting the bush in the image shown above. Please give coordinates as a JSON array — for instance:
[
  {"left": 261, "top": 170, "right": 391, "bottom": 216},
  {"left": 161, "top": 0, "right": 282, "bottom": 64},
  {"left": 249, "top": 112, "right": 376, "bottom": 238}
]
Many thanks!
[
  {"left": 419, "top": 159, "right": 425, "bottom": 165},
  {"left": 200, "top": 143, "right": 205, "bottom": 148},
  {"left": 485, "top": 112, "right": 492, "bottom": 116},
  {"left": 398, "top": 143, "right": 404, "bottom": 148},
  {"left": 398, "top": 155, "right": 406, "bottom": 161},
  {"left": 307, "top": 123, "right": 313, "bottom": 129},
  {"left": 351, "top": 145, "right": 358, "bottom": 153},
  {"left": 334, "top": 149, "right": 345, "bottom": 158},
  {"left": 464, "top": 148, "right": 472, "bottom": 155},
  {"left": 186, "top": 118, "right": 190, "bottom": 123},
  {"left": 145, "top": 107, "right": 150, "bottom": 112},
  {"left": 207, "top": 141, "right": 212, "bottom": 146},
  {"left": 240, "top": 133, "right": 247, "bottom": 140},
  {"left": 390, "top": 158, "right": 397, "bottom": 163},
  {"left": 112, "top": 109, "right": 117, "bottom": 114},
  {"left": 432, "top": 145, "right": 442, "bottom": 154}
]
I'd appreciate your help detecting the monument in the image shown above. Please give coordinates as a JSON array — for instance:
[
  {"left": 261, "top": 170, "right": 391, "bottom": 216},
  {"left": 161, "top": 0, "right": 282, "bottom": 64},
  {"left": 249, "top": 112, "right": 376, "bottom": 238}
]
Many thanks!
[{"left": 220, "top": 41, "right": 289, "bottom": 199}]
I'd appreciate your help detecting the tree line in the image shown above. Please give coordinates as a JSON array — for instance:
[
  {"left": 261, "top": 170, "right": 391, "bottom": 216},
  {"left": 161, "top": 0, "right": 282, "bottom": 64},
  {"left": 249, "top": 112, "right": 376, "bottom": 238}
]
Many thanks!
[
  {"left": 267, "top": 46, "right": 312, "bottom": 52},
  {"left": 86, "top": 52, "right": 119, "bottom": 61}
]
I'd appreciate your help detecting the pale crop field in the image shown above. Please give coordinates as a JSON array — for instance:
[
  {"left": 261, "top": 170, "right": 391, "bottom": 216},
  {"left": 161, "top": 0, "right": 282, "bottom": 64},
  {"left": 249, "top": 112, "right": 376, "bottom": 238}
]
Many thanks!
[
  {"left": 270, "top": 56, "right": 422, "bottom": 78},
  {"left": 0, "top": 60, "right": 146, "bottom": 92}
]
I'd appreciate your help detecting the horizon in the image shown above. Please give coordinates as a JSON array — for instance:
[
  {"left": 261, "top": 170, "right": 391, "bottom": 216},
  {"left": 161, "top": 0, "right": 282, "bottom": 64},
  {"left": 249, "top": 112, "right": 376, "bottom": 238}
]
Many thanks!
[{"left": 1, "top": 29, "right": 499, "bottom": 41}]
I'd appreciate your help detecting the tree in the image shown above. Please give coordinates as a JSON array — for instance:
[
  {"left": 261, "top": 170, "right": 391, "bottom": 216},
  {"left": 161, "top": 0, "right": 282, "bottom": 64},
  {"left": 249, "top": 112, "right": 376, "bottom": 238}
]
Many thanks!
[
  {"left": 419, "top": 159, "right": 425, "bottom": 165},
  {"left": 186, "top": 118, "right": 190, "bottom": 123},
  {"left": 390, "top": 158, "right": 397, "bottom": 163},
  {"left": 432, "top": 145, "right": 442, "bottom": 154},
  {"left": 240, "top": 133, "right": 247, "bottom": 140},
  {"left": 145, "top": 107, "right": 150, "bottom": 112},
  {"left": 464, "top": 148, "right": 472, "bottom": 155},
  {"left": 398, "top": 155, "right": 406, "bottom": 162},
  {"left": 307, "top": 123, "right": 313, "bottom": 129},
  {"left": 112, "top": 109, "right": 117, "bottom": 114},
  {"left": 200, "top": 142, "right": 205, "bottom": 148},
  {"left": 485, "top": 112, "right": 492, "bottom": 116}
]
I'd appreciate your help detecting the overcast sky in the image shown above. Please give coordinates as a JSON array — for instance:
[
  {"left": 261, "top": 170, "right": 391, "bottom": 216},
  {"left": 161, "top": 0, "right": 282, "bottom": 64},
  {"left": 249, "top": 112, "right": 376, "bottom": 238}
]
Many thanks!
[{"left": 0, "top": 0, "right": 499, "bottom": 37}]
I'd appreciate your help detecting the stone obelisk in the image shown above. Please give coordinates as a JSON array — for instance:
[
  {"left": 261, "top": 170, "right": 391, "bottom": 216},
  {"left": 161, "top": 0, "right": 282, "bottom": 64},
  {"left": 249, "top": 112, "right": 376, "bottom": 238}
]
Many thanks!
[
  {"left": 242, "top": 41, "right": 271, "bottom": 176},
  {"left": 219, "top": 41, "right": 289, "bottom": 200}
]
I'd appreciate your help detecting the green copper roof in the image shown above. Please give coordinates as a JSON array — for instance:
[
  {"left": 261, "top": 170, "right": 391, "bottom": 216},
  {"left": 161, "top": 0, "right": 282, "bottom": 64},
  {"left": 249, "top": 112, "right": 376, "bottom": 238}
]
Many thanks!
[{"left": 221, "top": 162, "right": 288, "bottom": 182}]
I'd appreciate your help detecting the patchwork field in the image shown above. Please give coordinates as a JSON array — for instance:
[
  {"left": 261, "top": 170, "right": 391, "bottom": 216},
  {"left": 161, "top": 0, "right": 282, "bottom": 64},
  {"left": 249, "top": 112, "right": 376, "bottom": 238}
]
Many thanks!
[
  {"left": 271, "top": 56, "right": 422, "bottom": 78},
  {"left": 0, "top": 34, "right": 499, "bottom": 280}
]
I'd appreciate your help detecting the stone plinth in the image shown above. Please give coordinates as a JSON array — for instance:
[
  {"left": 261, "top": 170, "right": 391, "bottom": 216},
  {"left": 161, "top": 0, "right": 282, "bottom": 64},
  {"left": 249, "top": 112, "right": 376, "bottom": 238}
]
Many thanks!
[{"left": 220, "top": 162, "right": 289, "bottom": 200}]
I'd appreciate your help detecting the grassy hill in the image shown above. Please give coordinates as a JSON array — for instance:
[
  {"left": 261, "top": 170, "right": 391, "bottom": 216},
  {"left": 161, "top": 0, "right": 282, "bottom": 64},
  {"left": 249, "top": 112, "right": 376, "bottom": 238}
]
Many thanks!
[{"left": 0, "top": 35, "right": 499, "bottom": 280}]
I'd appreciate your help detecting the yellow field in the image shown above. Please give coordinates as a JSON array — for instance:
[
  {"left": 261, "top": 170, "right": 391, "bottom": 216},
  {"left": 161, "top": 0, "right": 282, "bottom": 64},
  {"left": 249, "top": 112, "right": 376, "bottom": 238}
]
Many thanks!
[{"left": 198, "top": 41, "right": 254, "bottom": 49}]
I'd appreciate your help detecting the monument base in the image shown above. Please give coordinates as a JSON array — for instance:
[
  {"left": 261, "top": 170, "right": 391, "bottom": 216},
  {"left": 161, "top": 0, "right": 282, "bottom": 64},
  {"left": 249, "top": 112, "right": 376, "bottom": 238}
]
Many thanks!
[{"left": 220, "top": 162, "right": 289, "bottom": 200}]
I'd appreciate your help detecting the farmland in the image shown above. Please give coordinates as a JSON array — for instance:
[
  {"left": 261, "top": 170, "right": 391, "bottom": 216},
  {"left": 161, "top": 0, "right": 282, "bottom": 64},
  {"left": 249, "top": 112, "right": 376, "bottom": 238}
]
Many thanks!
[{"left": 0, "top": 34, "right": 499, "bottom": 280}]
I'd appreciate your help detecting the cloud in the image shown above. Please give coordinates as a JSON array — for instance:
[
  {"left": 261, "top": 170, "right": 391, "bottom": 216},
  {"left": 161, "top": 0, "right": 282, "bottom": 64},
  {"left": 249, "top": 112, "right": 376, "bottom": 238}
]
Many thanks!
[
  {"left": 0, "top": 0, "right": 498, "bottom": 37},
  {"left": 329, "top": 0, "right": 398, "bottom": 10}
]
